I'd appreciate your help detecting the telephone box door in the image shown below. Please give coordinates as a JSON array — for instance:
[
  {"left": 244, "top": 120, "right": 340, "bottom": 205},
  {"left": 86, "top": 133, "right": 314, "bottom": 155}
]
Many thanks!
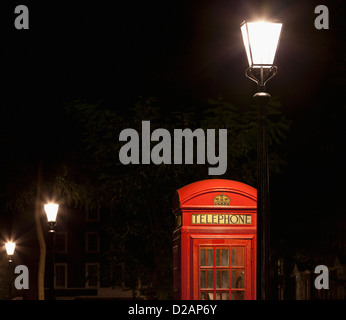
[{"left": 193, "top": 237, "right": 253, "bottom": 300}]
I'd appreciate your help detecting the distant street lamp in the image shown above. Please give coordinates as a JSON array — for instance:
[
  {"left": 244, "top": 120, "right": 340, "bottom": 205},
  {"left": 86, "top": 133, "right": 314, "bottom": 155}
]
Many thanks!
[
  {"left": 240, "top": 20, "right": 283, "bottom": 300},
  {"left": 44, "top": 203, "right": 59, "bottom": 300},
  {"left": 5, "top": 241, "right": 16, "bottom": 299},
  {"left": 5, "top": 241, "right": 15, "bottom": 260}
]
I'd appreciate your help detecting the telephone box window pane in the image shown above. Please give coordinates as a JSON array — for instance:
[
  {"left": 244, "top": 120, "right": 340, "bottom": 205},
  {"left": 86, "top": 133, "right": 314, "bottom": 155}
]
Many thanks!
[
  {"left": 216, "top": 292, "right": 229, "bottom": 300},
  {"left": 201, "top": 292, "right": 214, "bottom": 300},
  {"left": 222, "top": 270, "right": 229, "bottom": 288},
  {"left": 200, "top": 249, "right": 205, "bottom": 266},
  {"left": 216, "top": 249, "right": 229, "bottom": 266},
  {"left": 231, "top": 269, "right": 245, "bottom": 289},
  {"left": 231, "top": 291, "right": 245, "bottom": 300},
  {"left": 207, "top": 249, "right": 213, "bottom": 266},
  {"left": 201, "top": 269, "right": 215, "bottom": 289},
  {"left": 216, "top": 270, "right": 229, "bottom": 288},
  {"left": 222, "top": 249, "right": 229, "bottom": 266},
  {"left": 200, "top": 270, "right": 206, "bottom": 288},
  {"left": 231, "top": 247, "right": 244, "bottom": 267},
  {"left": 207, "top": 270, "right": 214, "bottom": 288}
]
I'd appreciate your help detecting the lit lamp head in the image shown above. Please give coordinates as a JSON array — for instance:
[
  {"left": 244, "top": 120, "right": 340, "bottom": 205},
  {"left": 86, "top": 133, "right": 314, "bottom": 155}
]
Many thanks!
[
  {"left": 44, "top": 203, "right": 59, "bottom": 232},
  {"left": 5, "top": 241, "right": 16, "bottom": 262},
  {"left": 240, "top": 20, "right": 283, "bottom": 92}
]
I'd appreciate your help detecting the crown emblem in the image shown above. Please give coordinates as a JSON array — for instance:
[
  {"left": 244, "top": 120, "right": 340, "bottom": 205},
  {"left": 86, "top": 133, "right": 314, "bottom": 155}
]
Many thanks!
[{"left": 213, "top": 193, "right": 230, "bottom": 206}]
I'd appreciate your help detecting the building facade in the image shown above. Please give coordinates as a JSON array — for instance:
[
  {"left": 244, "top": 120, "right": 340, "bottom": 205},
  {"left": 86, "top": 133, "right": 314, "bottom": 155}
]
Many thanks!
[{"left": 45, "top": 207, "right": 145, "bottom": 300}]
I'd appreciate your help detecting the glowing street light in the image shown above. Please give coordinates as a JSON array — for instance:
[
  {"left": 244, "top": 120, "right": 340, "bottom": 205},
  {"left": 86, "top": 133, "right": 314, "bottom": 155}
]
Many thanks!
[
  {"left": 240, "top": 20, "right": 283, "bottom": 300},
  {"left": 44, "top": 203, "right": 59, "bottom": 224},
  {"left": 241, "top": 20, "right": 283, "bottom": 92},
  {"left": 241, "top": 21, "right": 282, "bottom": 68},
  {"left": 5, "top": 241, "right": 16, "bottom": 260}
]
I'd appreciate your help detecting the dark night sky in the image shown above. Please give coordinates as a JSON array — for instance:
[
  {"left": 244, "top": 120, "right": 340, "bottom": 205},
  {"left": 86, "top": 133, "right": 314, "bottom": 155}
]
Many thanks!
[
  {"left": 0, "top": 0, "right": 345, "bottom": 251},
  {"left": 1, "top": 1, "right": 342, "bottom": 106},
  {"left": 0, "top": 2, "right": 342, "bottom": 108}
]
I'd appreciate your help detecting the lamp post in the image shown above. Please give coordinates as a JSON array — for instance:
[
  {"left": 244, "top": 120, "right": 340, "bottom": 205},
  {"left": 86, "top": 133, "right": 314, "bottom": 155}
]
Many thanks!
[
  {"left": 44, "top": 203, "right": 59, "bottom": 300},
  {"left": 240, "top": 20, "right": 283, "bottom": 300},
  {"left": 5, "top": 241, "right": 16, "bottom": 300}
]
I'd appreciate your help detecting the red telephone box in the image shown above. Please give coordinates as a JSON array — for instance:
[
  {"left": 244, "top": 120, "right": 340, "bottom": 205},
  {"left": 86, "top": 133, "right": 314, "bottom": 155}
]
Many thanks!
[{"left": 172, "top": 179, "right": 257, "bottom": 300}]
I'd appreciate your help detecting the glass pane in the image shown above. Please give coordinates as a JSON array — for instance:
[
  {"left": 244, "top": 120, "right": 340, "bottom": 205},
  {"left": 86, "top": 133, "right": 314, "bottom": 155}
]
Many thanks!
[
  {"left": 222, "top": 292, "right": 229, "bottom": 300},
  {"left": 201, "top": 291, "right": 214, "bottom": 300},
  {"left": 246, "top": 22, "right": 282, "bottom": 66},
  {"left": 207, "top": 292, "right": 214, "bottom": 300},
  {"left": 222, "top": 270, "right": 229, "bottom": 288},
  {"left": 222, "top": 249, "right": 229, "bottom": 266},
  {"left": 216, "top": 249, "right": 220, "bottom": 266},
  {"left": 207, "top": 270, "right": 214, "bottom": 288},
  {"left": 207, "top": 249, "right": 213, "bottom": 266},
  {"left": 231, "top": 247, "right": 244, "bottom": 266},
  {"left": 231, "top": 269, "right": 245, "bottom": 289},
  {"left": 200, "top": 249, "right": 205, "bottom": 266},
  {"left": 216, "top": 248, "right": 229, "bottom": 266},
  {"left": 216, "top": 291, "right": 229, "bottom": 300},
  {"left": 231, "top": 291, "right": 245, "bottom": 300},
  {"left": 216, "top": 270, "right": 229, "bottom": 288},
  {"left": 200, "top": 270, "right": 206, "bottom": 288}
]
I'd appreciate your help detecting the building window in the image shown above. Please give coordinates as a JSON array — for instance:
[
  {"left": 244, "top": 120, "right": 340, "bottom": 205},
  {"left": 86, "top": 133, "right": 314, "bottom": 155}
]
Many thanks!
[
  {"left": 86, "top": 263, "right": 99, "bottom": 288},
  {"left": 55, "top": 263, "right": 67, "bottom": 288},
  {"left": 55, "top": 232, "right": 67, "bottom": 253},
  {"left": 86, "top": 232, "right": 100, "bottom": 253}
]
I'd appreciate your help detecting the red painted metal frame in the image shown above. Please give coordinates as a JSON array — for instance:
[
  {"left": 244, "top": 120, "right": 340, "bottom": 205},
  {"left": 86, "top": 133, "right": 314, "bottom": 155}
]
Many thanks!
[{"left": 173, "top": 179, "right": 257, "bottom": 300}]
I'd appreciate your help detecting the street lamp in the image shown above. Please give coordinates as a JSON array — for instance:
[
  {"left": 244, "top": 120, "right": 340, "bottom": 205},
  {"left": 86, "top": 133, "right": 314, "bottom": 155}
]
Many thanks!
[
  {"left": 5, "top": 241, "right": 15, "bottom": 261},
  {"left": 241, "top": 21, "right": 282, "bottom": 91},
  {"left": 44, "top": 203, "right": 59, "bottom": 229},
  {"left": 5, "top": 241, "right": 16, "bottom": 299},
  {"left": 240, "top": 20, "right": 283, "bottom": 300},
  {"left": 44, "top": 202, "right": 59, "bottom": 300}
]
